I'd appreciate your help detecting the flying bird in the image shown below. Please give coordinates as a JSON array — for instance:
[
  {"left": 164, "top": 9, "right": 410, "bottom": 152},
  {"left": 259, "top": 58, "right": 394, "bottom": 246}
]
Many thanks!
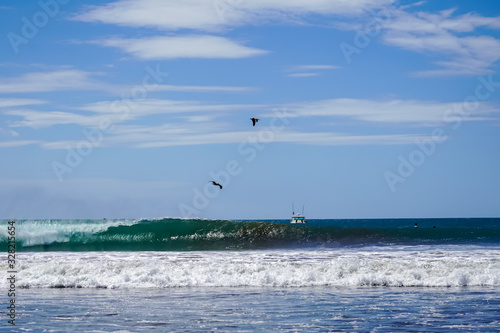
[
  {"left": 250, "top": 117, "right": 259, "bottom": 126},
  {"left": 210, "top": 181, "right": 223, "bottom": 189}
]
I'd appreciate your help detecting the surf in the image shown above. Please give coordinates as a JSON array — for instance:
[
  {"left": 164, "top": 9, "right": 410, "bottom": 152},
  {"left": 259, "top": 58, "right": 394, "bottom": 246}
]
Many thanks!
[
  {"left": 2, "top": 248, "right": 499, "bottom": 289},
  {"left": 1, "top": 218, "right": 499, "bottom": 252}
]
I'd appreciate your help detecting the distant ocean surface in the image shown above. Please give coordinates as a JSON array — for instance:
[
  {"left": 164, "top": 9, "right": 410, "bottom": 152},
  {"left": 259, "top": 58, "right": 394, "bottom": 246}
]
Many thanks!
[{"left": 1, "top": 218, "right": 499, "bottom": 331}]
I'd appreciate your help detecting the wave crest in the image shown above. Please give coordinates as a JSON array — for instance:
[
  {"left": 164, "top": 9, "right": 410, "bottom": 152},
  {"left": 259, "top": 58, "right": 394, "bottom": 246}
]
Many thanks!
[{"left": 1, "top": 218, "right": 499, "bottom": 251}]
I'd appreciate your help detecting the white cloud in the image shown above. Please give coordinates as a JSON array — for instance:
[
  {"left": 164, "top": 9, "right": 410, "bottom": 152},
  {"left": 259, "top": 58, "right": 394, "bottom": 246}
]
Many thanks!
[
  {"left": 80, "top": 98, "right": 263, "bottom": 116},
  {"left": 273, "top": 98, "right": 499, "bottom": 125},
  {"left": 0, "top": 124, "right": 442, "bottom": 148},
  {"left": 7, "top": 98, "right": 499, "bottom": 131},
  {"left": 97, "top": 124, "right": 428, "bottom": 148},
  {"left": 288, "top": 73, "right": 320, "bottom": 78},
  {"left": 115, "top": 128, "right": 250, "bottom": 148},
  {"left": 149, "top": 84, "right": 256, "bottom": 93},
  {"left": 272, "top": 132, "right": 428, "bottom": 146},
  {"left": 182, "top": 115, "right": 216, "bottom": 122},
  {"left": 74, "top": 0, "right": 395, "bottom": 30},
  {"left": 0, "top": 140, "right": 39, "bottom": 147},
  {"left": 0, "top": 71, "right": 254, "bottom": 95},
  {"left": 0, "top": 70, "right": 109, "bottom": 93},
  {"left": 241, "top": 0, "right": 394, "bottom": 15},
  {"left": 93, "top": 35, "right": 268, "bottom": 59},
  {"left": 0, "top": 127, "right": 19, "bottom": 137},
  {"left": 74, "top": 0, "right": 229, "bottom": 31},
  {"left": 381, "top": 9, "right": 500, "bottom": 76},
  {"left": 5, "top": 103, "right": 441, "bottom": 149},
  {"left": 5, "top": 97, "right": 498, "bottom": 149},
  {"left": 5, "top": 109, "right": 109, "bottom": 129},
  {"left": 6, "top": 99, "right": 264, "bottom": 128},
  {"left": 290, "top": 65, "right": 340, "bottom": 71},
  {"left": 74, "top": 0, "right": 500, "bottom": 75},
  {"left": 287, "top": 64, "right": 340, "bottom": 78},
  {"left": 0, "top": 98, "right": 46, "bottom": 107}
]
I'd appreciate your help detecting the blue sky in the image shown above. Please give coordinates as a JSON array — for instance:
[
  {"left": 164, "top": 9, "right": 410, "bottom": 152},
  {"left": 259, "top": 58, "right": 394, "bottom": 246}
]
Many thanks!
[{"left": 1, "top": 0, "right": 500, "bottom": 219}]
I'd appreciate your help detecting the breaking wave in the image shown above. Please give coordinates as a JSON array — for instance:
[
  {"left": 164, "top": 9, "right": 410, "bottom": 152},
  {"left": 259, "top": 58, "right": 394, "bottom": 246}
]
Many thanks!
[
  {"left": 1, "top": 218, "right": 499, "bottom": 251},
  {"left": 2, "top": 249, "right": 499, "bottom": 289}
]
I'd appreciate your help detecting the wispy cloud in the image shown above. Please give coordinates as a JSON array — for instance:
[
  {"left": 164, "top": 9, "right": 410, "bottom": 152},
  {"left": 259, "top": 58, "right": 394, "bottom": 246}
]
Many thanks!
[
  {"left": 131, "top": 131, "right": 428, "bottom": 148},
  {"left": 6, "top": 99, "right": 265, "bottom": 128},
  {"left": 0, "top": 98, "right": 47, "bottom": 107},
  {"left": 7, "top": 97, "right": 498, "bottom": 131},
  {"left": 37, "top": 121, "right": 427, "bottom": 148},
  {"left": 288, "top": 73, "right": 320, "bottom": 78},
  {"left": 290, "top": 65, "right": 340, "bottom": 71},
  {"left": 287, "top": 64, "right": 340, "bottom": 78},
  {"left": 6, "top": 95, "right": 498, "bottom": 149},
  {"left": 0, "top": 140, "right": 40, "bottom": 147},
  {"left": 381, "top": 8, "right": 500, "bottom": 76},
  {"left": 273, "top": 132, "right": 429, "bottom": 146},
  {"left": 74, "top": 0, "right": 396, "bottom": 31},
  {"left": 80, "top": 98, "right": 263, "bottom": 117},
  {"left": 74, "top": 0, "right": 500, "bottom": 76},
  {"left": 0, "top": 70, "right": 110, "bottom": 93},
  {"left": 0, "top": 127, "right": 19, "bottom": 137},
  {"left": 74, "top": 0, "right": 230, "bottom": 31},
  {"left": 5, "top": 109, "right": 109, "bottom": 129},
  {"left": 149, "top": 84, "right": 256, "bottom": 93},
  {"left": 0, "top": 71, "right": 255, "bottom": 96},
  {"left": 93, "top": 35, "right": 268, "bottom": 60},
  {"left": 271, "top": 98, "right": 500, "bottom": 125}
]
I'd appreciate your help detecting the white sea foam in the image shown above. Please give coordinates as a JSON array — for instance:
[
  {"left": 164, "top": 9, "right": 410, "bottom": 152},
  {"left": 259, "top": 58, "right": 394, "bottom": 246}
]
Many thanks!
[{"left": 2, "top": 247, "right": 499, "bottom": 289}]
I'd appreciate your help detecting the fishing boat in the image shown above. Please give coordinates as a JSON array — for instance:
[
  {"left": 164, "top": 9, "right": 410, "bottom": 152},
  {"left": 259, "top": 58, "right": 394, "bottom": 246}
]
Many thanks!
[{"left": 290, "top": 204, "right": 307, "bottom": 224}]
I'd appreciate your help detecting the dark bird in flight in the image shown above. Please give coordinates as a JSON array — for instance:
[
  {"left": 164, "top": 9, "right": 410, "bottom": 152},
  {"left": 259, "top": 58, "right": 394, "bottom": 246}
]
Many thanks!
[
  {"left": 250, "top": 117, "right": 259, "bottom": 126},
  {"left": 210, "top": 181, "right": 223, "bottom": 189}
]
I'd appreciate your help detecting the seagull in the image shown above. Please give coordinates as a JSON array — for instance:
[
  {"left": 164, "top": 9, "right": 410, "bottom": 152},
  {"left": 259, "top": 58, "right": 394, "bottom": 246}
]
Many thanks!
[
  {"left": 210, "top": 181, "right": 223, "bottom": 189},
  {"left": 250, "top": 117, "right": 259, "bottom": 126}
]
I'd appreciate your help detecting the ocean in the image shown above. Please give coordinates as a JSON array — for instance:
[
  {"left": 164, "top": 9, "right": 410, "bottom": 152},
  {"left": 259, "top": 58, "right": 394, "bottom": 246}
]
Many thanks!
[{"left": 1, "top": 218, "right": 499, "bottom": 332}]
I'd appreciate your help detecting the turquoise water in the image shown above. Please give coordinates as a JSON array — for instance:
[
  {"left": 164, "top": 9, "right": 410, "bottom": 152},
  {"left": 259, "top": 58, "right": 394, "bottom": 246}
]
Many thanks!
[
  {"left": 2, "top": 218, "right": 499, "bottom": 251},
  {"left": 1, "top": 218, "right": 499, "bottom": 331}
]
